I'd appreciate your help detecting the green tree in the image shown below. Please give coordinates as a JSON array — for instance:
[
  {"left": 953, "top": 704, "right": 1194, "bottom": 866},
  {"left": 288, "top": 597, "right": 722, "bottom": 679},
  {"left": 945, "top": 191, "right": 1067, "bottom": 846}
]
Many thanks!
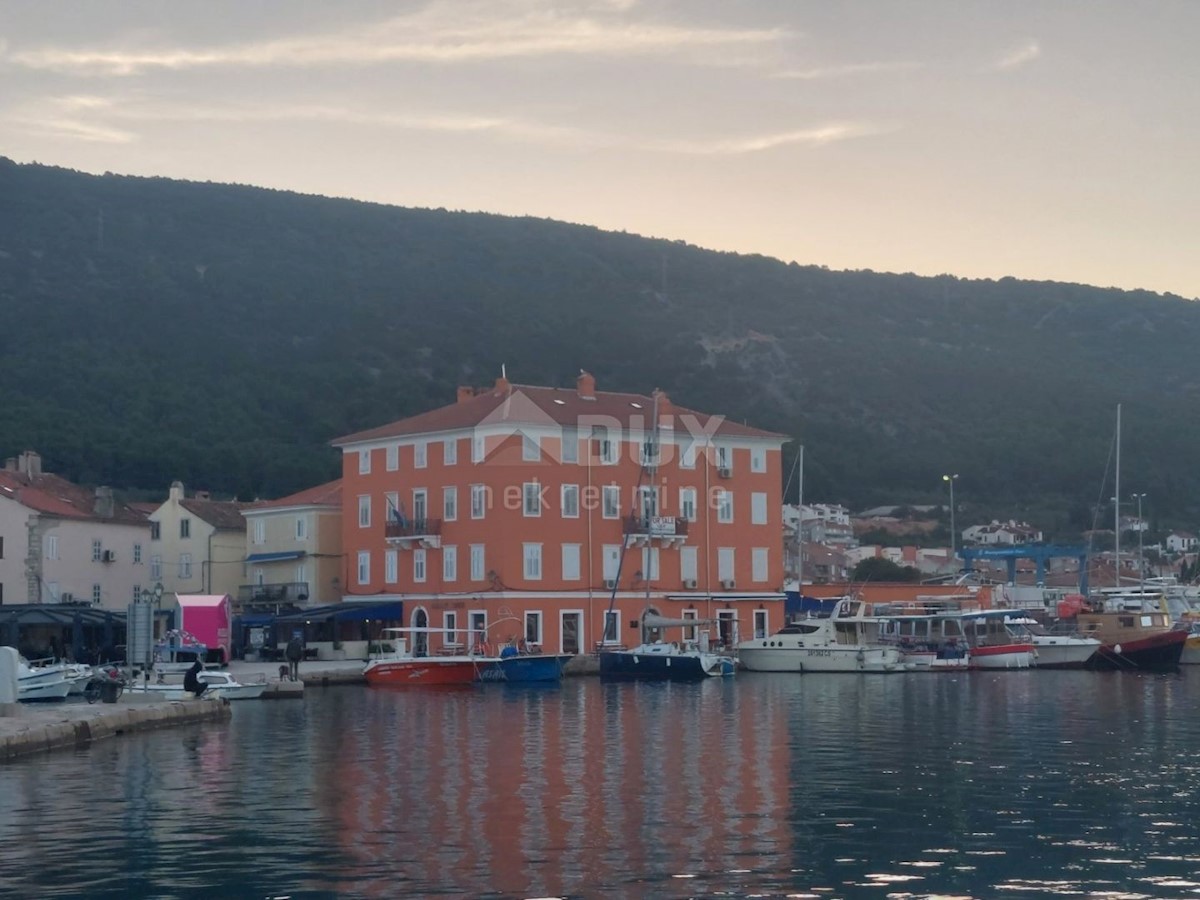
[{"left": 851, "top": 557, "right": 921, "bottom": 583}]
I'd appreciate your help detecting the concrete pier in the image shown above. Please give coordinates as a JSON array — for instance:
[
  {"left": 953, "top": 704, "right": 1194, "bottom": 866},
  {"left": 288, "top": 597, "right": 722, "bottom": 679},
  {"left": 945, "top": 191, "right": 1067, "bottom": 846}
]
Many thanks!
[{"left": 0, "top": 696, "right": 232, "bottom": 762}]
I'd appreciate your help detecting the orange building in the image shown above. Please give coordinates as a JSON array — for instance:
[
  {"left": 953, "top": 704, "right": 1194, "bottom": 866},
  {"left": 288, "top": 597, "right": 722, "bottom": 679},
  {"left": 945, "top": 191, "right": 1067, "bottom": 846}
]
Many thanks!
[{"left": 332, "top": 371, "right": 787, "bottom": 655}]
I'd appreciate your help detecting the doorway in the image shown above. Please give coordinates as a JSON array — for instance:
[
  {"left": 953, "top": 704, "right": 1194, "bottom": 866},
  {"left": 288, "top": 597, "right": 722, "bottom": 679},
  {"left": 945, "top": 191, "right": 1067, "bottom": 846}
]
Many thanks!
[{"left": 413, "top": 607, "right": 428, "bottom": 656}]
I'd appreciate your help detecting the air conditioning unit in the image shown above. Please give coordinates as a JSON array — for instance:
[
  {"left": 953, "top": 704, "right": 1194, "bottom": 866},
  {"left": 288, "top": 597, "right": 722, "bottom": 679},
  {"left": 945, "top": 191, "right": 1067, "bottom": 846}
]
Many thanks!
[
  {"left": 102, "top": 549, "right": 116, "bottom": 562},
  {"left": 682, "top": 578, "right": 698, "bottom": 589},
  {"left": 721, "top": 578, "right": 736, "bottom": 590},
  {"left": 718, "top": 467, "right": 732, "bottom": 479},
  {"left": 604, "top": 578, "right": 617, "bottom": 590}
]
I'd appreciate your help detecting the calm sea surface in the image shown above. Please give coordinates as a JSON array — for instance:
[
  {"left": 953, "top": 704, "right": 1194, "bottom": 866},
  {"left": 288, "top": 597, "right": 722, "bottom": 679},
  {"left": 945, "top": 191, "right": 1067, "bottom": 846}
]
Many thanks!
[{"left": 3, "top": 672, "right": 1200, "bottom": 899}]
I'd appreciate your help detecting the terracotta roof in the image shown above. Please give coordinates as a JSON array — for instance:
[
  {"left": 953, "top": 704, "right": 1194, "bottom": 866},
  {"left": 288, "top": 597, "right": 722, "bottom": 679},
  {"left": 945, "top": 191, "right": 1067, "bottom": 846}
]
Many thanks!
[
  {"left": 246, "top": 479, "right": 342, "bottom": 511},
  {"left": 0, "top": 471, "right": 148, "bottom": 525},
  {"left": 332, "top": 381, "right": 786, "bottom": 446},
  {"left": 179, "top": 497, "right": 248, "bottom": 530}
]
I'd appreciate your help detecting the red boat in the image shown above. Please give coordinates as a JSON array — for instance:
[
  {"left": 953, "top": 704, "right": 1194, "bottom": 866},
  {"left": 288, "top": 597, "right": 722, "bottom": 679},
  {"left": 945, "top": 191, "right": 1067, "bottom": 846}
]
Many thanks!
[
  {"left": 363, "top": 627, "right": 494, "bottom": 686},
  {"left": 1076, "top": 591, "right": 1186, "bottom": 672}
]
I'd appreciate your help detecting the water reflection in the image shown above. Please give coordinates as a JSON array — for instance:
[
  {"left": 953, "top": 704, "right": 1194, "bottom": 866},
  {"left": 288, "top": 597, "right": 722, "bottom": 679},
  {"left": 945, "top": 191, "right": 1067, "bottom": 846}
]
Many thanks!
[{"left": 1, "top": 672, "right": 1200, "bottom": 898}]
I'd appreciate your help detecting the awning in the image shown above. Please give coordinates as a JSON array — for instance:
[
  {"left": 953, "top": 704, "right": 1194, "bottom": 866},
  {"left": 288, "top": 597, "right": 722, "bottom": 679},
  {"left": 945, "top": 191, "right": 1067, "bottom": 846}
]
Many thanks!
[
  {"left": 235, "top": 613, "right": 277, "bottom": 627},
  {"left": 274, "top": 601, "right": 403, "bottom": 624},
  {"left": 245, "top": 551, "right": 307, "bottom": 563}
]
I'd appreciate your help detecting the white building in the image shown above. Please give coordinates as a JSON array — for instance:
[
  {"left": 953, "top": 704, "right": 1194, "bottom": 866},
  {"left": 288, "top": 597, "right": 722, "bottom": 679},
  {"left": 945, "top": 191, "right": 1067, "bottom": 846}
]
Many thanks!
[
  {"left": 0, "top": 451, "right": 150, "bottom": 610},
  {"left": 962, "top": 520, "right": 1043, "bottom": 546},
  {"left": 1166, "top": 532, "right": 1198, "bottom": 554},
  {"left": 147, "top": 482, "right": 247, "bottom": 597},
  {"left": 241, "top": 479, "right": 342, "bottom": 609}
]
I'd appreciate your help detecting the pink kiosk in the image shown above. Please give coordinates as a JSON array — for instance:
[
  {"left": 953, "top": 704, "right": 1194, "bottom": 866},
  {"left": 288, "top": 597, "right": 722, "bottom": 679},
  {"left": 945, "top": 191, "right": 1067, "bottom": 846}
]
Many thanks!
[{"left": 175, "top": 595, "right": 233, "bottom": 665}]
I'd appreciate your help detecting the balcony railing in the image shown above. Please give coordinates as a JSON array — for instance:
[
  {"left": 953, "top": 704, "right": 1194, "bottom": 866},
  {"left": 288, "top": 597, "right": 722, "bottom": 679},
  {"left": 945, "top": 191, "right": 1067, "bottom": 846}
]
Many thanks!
[
  {"left": 623, "top": 515, "right": 689, "bottom": 545},
  {"left": 385, "top": 517, "right": 443, "bottom": 548},
  {"left": 237, "top": 582, "right": 310, "bottom": 607}
]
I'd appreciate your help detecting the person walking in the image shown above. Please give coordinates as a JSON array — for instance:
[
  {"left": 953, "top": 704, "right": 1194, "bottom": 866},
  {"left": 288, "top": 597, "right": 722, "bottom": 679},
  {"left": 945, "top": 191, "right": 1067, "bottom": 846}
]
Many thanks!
[{"left": 286, "top": 635, "right": 303, "bottom": 682}]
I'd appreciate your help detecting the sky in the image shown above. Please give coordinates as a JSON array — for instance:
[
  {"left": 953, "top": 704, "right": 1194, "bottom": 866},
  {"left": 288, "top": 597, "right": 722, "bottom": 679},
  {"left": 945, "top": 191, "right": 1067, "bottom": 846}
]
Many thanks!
[{"left": 2, "top": 0, "right": 1198, "bottom": 299}]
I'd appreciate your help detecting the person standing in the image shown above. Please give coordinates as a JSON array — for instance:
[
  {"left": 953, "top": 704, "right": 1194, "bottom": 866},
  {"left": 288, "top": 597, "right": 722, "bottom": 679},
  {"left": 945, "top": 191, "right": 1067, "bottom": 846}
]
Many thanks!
[{"left": 286, "top": 635, "right": 303, "bottom": 682}]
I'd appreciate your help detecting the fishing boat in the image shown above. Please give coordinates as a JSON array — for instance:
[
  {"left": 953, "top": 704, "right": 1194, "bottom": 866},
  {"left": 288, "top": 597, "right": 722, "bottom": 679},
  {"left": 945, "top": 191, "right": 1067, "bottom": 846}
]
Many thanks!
[
  {"left": 1075, "top": 590, "right": 1186, "bottom": 671},
  {"left": 363, "top": 627, "right": 492, "bottom": 686},
  {"left": 960, "top": 610, "right": 1036, "bottom": 669},
  {"left": 737, "top": 597, "right": 907, "bottom": 673},
  {"left": 875, "top": 601, "right": 971, "bottom": 671},
  {"left": 599, "top": 615, "right": 736, "bottom": 681},
  {"left": 1003, "top": 617, "right": 1100, "bottom": 668}
]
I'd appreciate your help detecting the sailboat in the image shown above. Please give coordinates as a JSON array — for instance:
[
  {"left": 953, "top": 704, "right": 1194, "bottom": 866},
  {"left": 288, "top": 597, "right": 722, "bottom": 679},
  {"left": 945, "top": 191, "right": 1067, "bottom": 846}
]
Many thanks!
[
  {"left": 1077, "top": 404, "right": 1185, "bottom": 671},
  {"left": 597, "top": 393, "right": 737, "bottom": 682}
]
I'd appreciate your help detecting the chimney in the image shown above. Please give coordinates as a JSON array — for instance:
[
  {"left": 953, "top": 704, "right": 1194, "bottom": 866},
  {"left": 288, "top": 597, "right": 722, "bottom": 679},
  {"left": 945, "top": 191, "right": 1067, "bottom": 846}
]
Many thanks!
[
  {"left": 456, "top": 386, "right": 475, "bottom": 404},
  {"left": 576, "top": 370, "right": 596, "bottom": 400},
  {"left": 169, "top": 480, "right": 185, "bottom": 502},
  {"left": 94, "top": 486, "right": 114, "bottom": 519},
  {"left": 652, "top": 388, "right": 672, "bottom": 415},
  {"left": 18, "top": 451, "right": 41, "bottom": 477},
  {"left": 493, "top": 374, "right": 510, "bottom": 393}
]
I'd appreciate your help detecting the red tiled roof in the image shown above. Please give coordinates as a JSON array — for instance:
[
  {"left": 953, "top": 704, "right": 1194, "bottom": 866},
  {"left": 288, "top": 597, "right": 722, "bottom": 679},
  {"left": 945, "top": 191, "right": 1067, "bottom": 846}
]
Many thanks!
[
  {"left": 246, "top": 479, "right": 342, "bottom": 511},
  {"left": 0, "top": 471, "right": 148, "bottom": 525},
  {"left": 179, "top": 497, "right": 248, "bottom": 530},
  {"left": 332, "top": 382, "right": 786, "bottom": 446}
]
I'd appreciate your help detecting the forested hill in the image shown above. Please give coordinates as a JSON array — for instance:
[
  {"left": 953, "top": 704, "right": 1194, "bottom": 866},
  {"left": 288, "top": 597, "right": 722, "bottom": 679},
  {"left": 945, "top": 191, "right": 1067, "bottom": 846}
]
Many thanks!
[{"left": 2, "top": 156, "right": 1198, "bottom": 530}]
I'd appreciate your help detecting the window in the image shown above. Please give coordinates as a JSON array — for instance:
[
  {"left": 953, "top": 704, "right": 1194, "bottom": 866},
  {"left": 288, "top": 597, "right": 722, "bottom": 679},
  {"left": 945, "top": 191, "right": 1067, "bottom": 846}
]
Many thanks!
[
  {"left": 680, "top": 488, "right": 697, "bottom": 522},
  {"left": 751, "top": 447, "right": 767, "bottom": 473},
  {"left": 680, "top": 441, "right": 697, "bottom": 469},
  {"left": 683, "top": 608, "right": 698, "bottom": 640},
  {"left": 296, "top": 563, "right": 307, "bottom": 587},
  {"left": 602, "top": 544, "right": 621, "bottom": 581},
  {"left": 717, "top": 547, "right": 734, "bottom": 583},
  {"left": 296, "top": 516, "right": 308, "bottom": 541},
  {"left": 357, "top": 551, "right": 370, "bottom": 585},
  {"left": 444, "top": 611, "right": 460, "bottom": 647},
  {"left": 151, "top": 555, "right": 162, "bottom": 580},
  {"left": 640, "top": 547, "right": 660, "bottom": 581},
  {"left": 717, "top": 490, "right": 733, "bottom": 523},
  {"left": 443, "top": 545, "right": 458, "bottom": 582},
  {"left": 46, "top": 534, "right": 59, "bottom": 560},
  {"left": 413, "top": 549, "right": 427, "bottom": 583},
  {"left": 386, "top": 444, "right": 399, "bottom": 471},
  {"left": 385, "top": 550, "right": 398, "bottom": 584},
  {"left": 681, "top": 547, "right": 698, "bottom": 583},
  {"left": 473, "top": 435, "right": 485, "bottom": 463},
  {"left": 180, "top": 518, "right": 191, "bottom": 539},
  {"left": 561, "top": 430, "right": 578, "bottom": 464},
  {"left": 92, "top": 539, "right": 102, "bottom": 562},
  {"left": 385, "top": 491, "right": 399, "bottom": 523},
  {"left": 562, "top": 544, "right": 581, "bottom": 581},
  {"left": 180, "top": 552, "right": 193, "bottom": 579},
  {"left": 523, "top": 543, "right": 543, "bottom": 580},
  {"left": 637, "top": 486, "right": 658, "bottom": 519},
  {"left": 754, "top": 609, "right": 768, "bottom": 639},
  {"left": 523, "top": 482, "right": 542, "bottom": 517},
  {"left": 470, "top": 544, "right": 485, "bottom": 581},
  {"left": 561, "top": 484, "right": 580, "bottom": 518},
  {"left": 92, "top": 584, "right": 102, "bottom": 605},
  {"left": 443, "top": 486, "right": 458, "bottom": 521},
  {"left": 133, "top": 543, "right": 142, "bottom": 564},
  {"left": 752, "top": 547, "right": 769, "bottom": 582},
  {"left": 132, "top": 584, "right": 141, "bottom": 603},
  {"left": 602, "top": 485, "right": 620, "bottom": 519},
  {"left": 414, "top": 442, "right": 427, "bottom": 468},
  {"left": 358, "top": 495, "right": 371, "bottom": 528},
  {"left": 253, "top": 519, "right": 266, "bottom": 544},
  {"left": 640, "top": 438, "right": 659, "bottom": 466},
  {"left": 359, "top": 449, "right": 371, "bottom": 474},
  {"left": 471, "top": 484, "right": 488, "bottom": 519},
  {"left": 751, "top": 492, "right": 768, "bottom": 525},
  {"left": 443, "top": 439, "right": 457, "bottom": 466},
  {"left": 522, "top": 434, "right": 540, "bottom": 462},
  {"left": 525, "top": 611, "right": 543, "bottom": 646},
  {"left": 596, "top": 427, "right": 617, "bottom": 464},
  {"left": 603, "top": 610, "right": 620, "bottom": 643},
  {"left": 412, "top": 490, "right": 427, "bottom": 523},
  {"left": 716, "top": 445, "right": 731, "bottom": 472},
  {"left": 150, "top": 521, "right": 161, "bottom": 540}
]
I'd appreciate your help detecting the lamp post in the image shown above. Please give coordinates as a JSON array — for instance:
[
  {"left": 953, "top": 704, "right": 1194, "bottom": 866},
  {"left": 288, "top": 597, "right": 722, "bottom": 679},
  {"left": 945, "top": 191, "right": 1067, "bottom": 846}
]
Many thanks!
[
  {"left": 943, "top": 474, "right": 959, "bottom": 569},
  {"left": 1131, "top": 493, "right": 1146, "bottom": 590}
]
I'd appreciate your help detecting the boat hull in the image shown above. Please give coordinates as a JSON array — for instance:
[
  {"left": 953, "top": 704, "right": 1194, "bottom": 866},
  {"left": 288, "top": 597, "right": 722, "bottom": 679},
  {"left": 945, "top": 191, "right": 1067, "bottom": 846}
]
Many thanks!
[
  {"left": 970, "top": 643, "right": 1036, "bottom": 670},
  {"left": 737, "top": 645, "right": 904, "bottom": 673},
  {"left": 599, "top": 649, "right": 733, "bottom": 681},
  {"left": 364, "top": 658, "right": 481, "bottom": 686},
  {"left": 479, "top": 654, "right": 571, "bottom": 683},
  {"left": 1031, "top": 639, "right": 1100, "bottom": 669},
  {"left": 898, "top": 645, "right": 970, "bottom": 671},
  {"left": 1086, "top": 629, "right": 1186, "bottom": 671},
  {"left": 1181, "top": 634, "right": 1200, "bottom": 665}
]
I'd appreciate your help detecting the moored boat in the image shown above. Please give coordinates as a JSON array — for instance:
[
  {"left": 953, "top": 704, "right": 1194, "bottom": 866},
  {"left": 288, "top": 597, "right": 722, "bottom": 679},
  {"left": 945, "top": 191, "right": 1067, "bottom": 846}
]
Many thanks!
[
  {"left": 364, "top": 627, "right": 491, "bottom": 687},
  {"left": 737, "top": 597, "right": 906, "bottom": 673},
  {"left": 1074, "top": 591, "right": 1185, "bottom": 671},
  {"left": 17, "top": 657, "right": 72, "bottom": 701},
  {"left": 479, "top": 648, "right": 572, "bottom": 683},
  {"left": 961, "top": 611, "right": 1036, "bottom": 670},
  {"left": 128, "top": 670, "right": 268, "bottom": 700},
  {"left": 599, "top": 613, "right": 736, "bottom": 682},
  {"left": 1004, "top": 617, "right": 1100, "bottom": 669}
]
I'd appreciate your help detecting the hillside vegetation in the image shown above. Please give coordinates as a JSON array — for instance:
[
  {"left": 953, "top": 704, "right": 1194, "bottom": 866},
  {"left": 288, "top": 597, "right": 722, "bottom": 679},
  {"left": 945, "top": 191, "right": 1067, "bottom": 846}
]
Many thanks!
[{"left": 1, "top": 157, "right": 1197, "bottom": 533}]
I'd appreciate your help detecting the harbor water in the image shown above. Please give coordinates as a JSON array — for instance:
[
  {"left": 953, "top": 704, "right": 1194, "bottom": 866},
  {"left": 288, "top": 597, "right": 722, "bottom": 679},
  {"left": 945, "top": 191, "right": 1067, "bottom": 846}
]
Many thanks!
[{"left": 3, "top": 671, "right": 1200, "bottom": 898}]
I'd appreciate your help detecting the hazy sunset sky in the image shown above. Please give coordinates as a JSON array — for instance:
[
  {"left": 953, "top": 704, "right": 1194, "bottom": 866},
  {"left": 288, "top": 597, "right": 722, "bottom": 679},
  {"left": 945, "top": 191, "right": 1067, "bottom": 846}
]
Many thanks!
[{"left": 2, "top": 0, "right": 1197, "bottom": 298}]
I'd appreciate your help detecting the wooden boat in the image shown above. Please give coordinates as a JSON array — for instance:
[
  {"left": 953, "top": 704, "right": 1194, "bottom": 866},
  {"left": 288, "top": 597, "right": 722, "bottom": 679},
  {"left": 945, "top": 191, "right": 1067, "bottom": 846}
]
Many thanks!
[
  {"left": 1004, "top": 617, "right": 1100, "bottom": 668},
  {"left": 1075, "top": 590, "right": 1186, "bottom": 671}
]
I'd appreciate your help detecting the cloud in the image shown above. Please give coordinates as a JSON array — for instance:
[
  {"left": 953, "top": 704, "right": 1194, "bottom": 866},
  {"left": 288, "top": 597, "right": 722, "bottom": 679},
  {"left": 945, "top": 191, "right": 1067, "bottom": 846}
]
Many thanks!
[
  {"left": 8, "top": 2, "right": 789, "bottom": 75},
  {"left": 774, "top": 61, "right": 923, "bottom": 81},
  {"left": 11, "top": 117, "right": 135, "bottom": 144},
  {"left": 995, "top": 40, "right": 1040, "bottom": 71}
]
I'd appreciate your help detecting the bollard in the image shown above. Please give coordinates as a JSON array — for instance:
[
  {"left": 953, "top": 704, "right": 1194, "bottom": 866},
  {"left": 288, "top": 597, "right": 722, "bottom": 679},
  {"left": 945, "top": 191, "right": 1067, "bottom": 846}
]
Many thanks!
[{"left": 0, "top": 646, "right": 19, "bottom": 715}]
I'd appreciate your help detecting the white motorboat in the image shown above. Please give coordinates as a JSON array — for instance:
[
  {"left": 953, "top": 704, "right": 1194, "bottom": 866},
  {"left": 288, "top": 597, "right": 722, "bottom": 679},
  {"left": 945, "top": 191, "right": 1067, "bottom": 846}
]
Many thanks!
[
  {"left": 737, "top": 597, "right": 907, "bottom": 673},
  {"left": 128, "top": 670, "right": 267, "bottom": 700},
  {"left": 1005, "top": 617, "right": 1100, "bottom": 668},
  {"left": 63, "top": 663, "right": 94, "bottom": 695},
  {"left": 17, "top": 657, "right": 72, "bottom": 701}
]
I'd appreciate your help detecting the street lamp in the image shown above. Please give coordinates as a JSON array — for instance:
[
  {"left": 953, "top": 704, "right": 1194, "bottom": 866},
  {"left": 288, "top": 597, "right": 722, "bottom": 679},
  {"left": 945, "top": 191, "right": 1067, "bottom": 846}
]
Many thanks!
[
  {"left": 943, "top": 474, "right": 959, "bottom": 568},
  {"left": 1131, "top": 493, "right": 1147, "bottom": 590}
]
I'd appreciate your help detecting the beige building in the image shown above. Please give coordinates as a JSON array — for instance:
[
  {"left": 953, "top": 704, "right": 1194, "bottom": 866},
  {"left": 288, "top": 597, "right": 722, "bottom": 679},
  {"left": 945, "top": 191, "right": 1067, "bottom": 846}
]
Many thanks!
[
  {"left": 0, "top": 451, "right": 151, "bottom": 611},
  {"left": 147, "top": 482, "right": 246, "bottom": 598},
  {"left": 241, "top": 480, "right": 342, "bottom": 609}
]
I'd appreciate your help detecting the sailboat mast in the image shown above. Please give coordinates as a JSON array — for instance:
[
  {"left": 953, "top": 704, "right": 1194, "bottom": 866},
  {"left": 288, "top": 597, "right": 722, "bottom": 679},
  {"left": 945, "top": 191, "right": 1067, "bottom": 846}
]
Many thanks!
[
  {"left": 644, "top": 393, "right": 660, "bottom": 618},
  {"left": 796, "top": 444, "right": 804, "bottom": 590},
  {"left": 1115, "top": 403, "right": 1121, "bottom": 589}
]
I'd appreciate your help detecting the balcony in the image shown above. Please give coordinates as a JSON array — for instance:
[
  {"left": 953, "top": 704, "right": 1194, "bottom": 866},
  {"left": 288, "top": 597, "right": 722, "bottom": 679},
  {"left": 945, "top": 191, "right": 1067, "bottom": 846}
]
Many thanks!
[
  {"left": 236, "top": 582, "right": 310, "bottom": 611},
  {"left": 385, "top": 517, "right": 443, "bottom": 549},
  {"left": 623, "top": 515, "right": 689, "bottom": 548}
]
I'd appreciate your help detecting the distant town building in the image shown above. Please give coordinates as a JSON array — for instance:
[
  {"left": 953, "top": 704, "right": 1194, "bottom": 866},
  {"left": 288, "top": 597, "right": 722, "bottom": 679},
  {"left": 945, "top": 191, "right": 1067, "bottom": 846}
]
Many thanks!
[
  {"left": 147, "top": 481, "right": 247, "bottom": 597},
  {"left": 1166, "top": 531, "right": 1198, "bottom": 554},
  {"left": 241, "top": 479, "right": 342, "bottom": 610},
  {"left": 961, "top": 520, "right": 1043, "bottom": 546}
]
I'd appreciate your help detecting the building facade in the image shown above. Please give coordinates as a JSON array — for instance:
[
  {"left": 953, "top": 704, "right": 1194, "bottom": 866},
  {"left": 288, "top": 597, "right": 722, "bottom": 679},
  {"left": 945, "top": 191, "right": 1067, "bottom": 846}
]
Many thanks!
[
  {"left": 0, "top": 451, "right": 150, "bottom": 611},
  {"left": 147, "top": 482, "right": 246, "bottom": 598},
  {"left": 333, "top": 372, "right": 788, "bottom": 654},
  {"left": 241, "top": 479, "right": 343, "bottom": 609}
]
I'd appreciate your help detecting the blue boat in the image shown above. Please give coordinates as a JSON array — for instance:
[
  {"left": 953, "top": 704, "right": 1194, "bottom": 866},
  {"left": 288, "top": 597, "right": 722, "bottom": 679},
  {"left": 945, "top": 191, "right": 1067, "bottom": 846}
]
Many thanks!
[
  {"left": 599, "top": 615, "right": 737, "bottom": 682},
  {"left": 478, "top": 648, "right": 572, "bottom": 683}
]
